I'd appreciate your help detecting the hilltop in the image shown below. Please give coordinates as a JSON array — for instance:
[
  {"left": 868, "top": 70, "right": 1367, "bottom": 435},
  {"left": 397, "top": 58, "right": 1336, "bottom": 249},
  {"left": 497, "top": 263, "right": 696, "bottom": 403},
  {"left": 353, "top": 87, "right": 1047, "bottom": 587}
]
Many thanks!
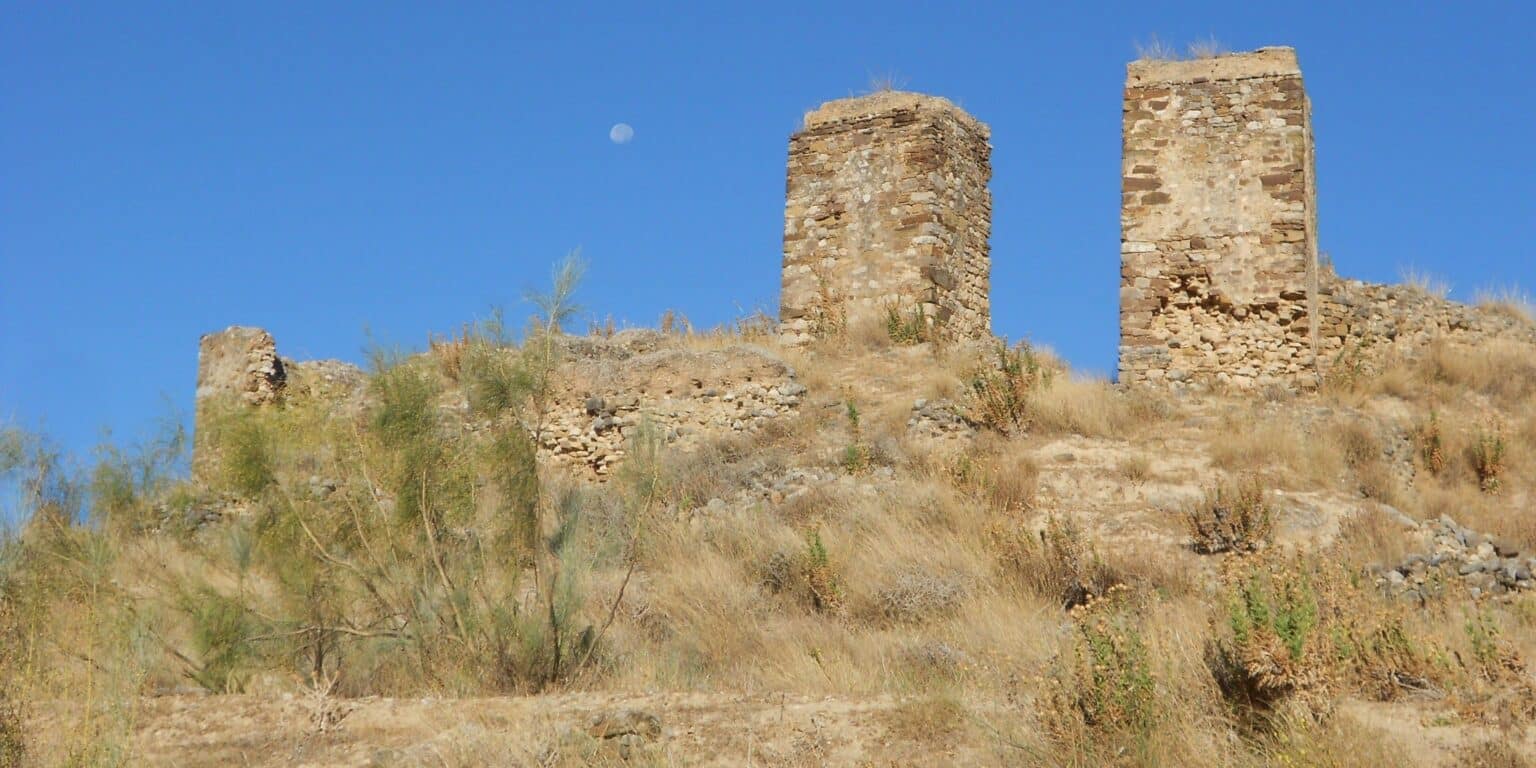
[{"left": 5, "top": 45, "right": 1536, "bottom": 767}]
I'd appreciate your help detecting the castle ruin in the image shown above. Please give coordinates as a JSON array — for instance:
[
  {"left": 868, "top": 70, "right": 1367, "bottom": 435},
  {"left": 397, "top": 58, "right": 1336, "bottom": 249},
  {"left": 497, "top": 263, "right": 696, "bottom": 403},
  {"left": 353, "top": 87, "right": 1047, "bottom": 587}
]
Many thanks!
[
  {"left": 1118, "top": 47, "right": 1532, "bottom": 389},
  {"left": 191, "top": 327, "right": 287, "bottom": 483},
  {"left": 193, "top": 49, "right": 1536, "bottom": 479},
  {"left": 1118, "top": 47, "right": 1319, "bottom": 389},
  {"left": 779, "top": 92, "right": 992, "bottom": 342}
]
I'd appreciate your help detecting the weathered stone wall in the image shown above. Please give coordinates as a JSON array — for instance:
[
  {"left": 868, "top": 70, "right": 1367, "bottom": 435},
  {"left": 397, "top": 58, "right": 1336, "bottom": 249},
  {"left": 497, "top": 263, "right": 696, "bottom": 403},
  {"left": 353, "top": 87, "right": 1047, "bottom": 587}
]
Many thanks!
[
  {"left": 1317, "top": 276, "right": 1536, "bottom": 372},
  {"left": 1118, "top": 47, "right": 1536, "bottom": 387},
  {"left": 780, "top": 91, "right": 992, "bottom": 343},
  {"left": 191, "top": 327, "right": 806, "bottom": 484},
  {"left": 1119, "top": 47, "right": 1319, "bottom": 389},
  {"left": 192, "top": 326, "right": 288, "bottom": 482},
  {"left": 523, "top": 331, "right": 806, "bottom": 476}
]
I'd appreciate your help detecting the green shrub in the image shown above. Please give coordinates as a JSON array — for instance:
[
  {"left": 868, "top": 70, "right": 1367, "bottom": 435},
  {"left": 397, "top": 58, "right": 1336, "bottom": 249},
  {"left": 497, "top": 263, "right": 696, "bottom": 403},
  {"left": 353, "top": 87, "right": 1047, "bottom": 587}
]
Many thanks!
[
  {"left": 89, "top": 421, "right": 186, "bottom": 533},
  {"left": 885, "top": 303, "right": 930, "bottom": 345},
  {"left": 1470, "top": 420, "right": 1507, "bottom": 494},
  {"left": 964, "top": 342, "right": 1050, "bottom": 434},
  {"left": 1208, "top": 560, "right": 1327, "bottom": 713},
  {"left": 183, "top": 587, "right": 258, "bottom": 692},
  {"left": 1041, "top": 589, "right": 1158, "bottom": 751},
  {"left": 803, "top": 528, "right": 843, "bottom": 614},
  {"left": 459, "top": 312, "right": 530, "bottom": 418},
  {"left": 840, "top": 400, "right": 870, "bottom": 474},
  {"left": 148, "top": 258, "right": 615, "bottom": 696},
  {"left": 215, "top": 412, "right": 274, "bottom": 498}
]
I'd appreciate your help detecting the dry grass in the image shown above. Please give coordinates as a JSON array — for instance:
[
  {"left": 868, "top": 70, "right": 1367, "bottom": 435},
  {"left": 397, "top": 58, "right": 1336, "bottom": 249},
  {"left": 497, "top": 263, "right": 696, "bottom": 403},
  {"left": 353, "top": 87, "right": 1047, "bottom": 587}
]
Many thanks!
[
  {"left": 1475, "top": 285, "right": 1536, "bottom": 325},
  {"left": 1400, "top": 266, "right": 1452, "bottom": 300},
  {"left": 1187, "top": 36, "right": 1226, "bottom": 59},
  {"left": 938, "top": 435, "right": 1038, "bottom": 514},
  {"left": 1116, "top": 452, "right": 1153, "bottom": 485},
  {"left": 10, "top": 311, "right": 1536, "bottom": 765},
  {"left": 1032, "top": 375, "right": 1165, "bottom": 438},
  {"left": 1206, "top": 413, "right": 1335, "bottom": 487},
  {"left": 1459, "top": 739, "right": 1533, "bottom": 768},
  {"left": 881, "top": 693, "right": 969, "bottom": 747},
  {"left": 1187, "top": 476, "right": 1273, "bottom": 555},
  {"left": 1416, "top": 339, "right": 1536, "bottom": 407},
  {"left": 1132, "top": 35, "right": 1227, "bottom": 63},
  {"left": 1332, "top": 503, "right": 1418, "bottom": 568},
  {"left": 1134, "top": 35, "right": 1180, "bottom": 62}
]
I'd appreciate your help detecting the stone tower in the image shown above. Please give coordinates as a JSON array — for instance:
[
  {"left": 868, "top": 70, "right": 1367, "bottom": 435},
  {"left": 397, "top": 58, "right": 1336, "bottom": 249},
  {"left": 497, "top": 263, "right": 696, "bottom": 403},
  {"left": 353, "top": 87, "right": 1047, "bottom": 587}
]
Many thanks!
[
  {"left": 779, "top": 91, "right": 992, "bottom": 342},
  {"left": 192, "top": 326, "right": 286, "bottom": 483},
  {"left": 1119, "top": 47, "right": 1319, "bottom": 388}
]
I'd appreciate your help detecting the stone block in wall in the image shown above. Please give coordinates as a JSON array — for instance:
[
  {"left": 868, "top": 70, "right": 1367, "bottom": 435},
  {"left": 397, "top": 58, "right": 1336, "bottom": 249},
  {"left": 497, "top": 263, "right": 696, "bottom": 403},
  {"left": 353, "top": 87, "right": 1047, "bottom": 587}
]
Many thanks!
[{"left": 780, "top": 91, "right": 992, "bottom": 343}]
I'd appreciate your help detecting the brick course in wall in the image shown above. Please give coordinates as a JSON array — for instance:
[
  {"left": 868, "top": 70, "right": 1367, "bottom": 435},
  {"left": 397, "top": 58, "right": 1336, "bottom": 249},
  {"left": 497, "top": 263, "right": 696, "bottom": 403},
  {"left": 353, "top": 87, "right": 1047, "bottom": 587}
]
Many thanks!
[
  {"left": 1119, "top": 47, "right": 1320, "bottom": 389},
  {"left": 780, "top": 91, "right": 992, "bottom": 343}
]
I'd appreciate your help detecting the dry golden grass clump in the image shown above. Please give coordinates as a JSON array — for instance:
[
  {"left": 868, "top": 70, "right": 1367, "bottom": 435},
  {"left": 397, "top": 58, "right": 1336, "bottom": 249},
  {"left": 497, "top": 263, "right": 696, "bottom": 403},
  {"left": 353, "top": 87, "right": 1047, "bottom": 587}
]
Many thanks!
[
  {"left": 1187, "top": 477, "right": 1273, "bottom": 555},
  {"left": 987, "top": 513, "right": 1123, "bottom": 610}
]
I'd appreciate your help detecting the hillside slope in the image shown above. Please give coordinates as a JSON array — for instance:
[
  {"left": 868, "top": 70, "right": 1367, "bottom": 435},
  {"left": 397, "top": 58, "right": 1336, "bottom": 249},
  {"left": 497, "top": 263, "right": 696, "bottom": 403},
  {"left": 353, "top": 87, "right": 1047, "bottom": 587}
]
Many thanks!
[{"left": 6, "top": 314, "right": 1536, "bottom": 767}]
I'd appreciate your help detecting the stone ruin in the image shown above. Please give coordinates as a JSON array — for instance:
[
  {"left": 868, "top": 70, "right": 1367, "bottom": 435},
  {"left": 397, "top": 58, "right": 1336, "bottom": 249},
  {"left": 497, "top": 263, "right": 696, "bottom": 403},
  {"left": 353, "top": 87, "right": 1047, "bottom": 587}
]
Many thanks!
[
  {"left": 1119, "top": 46, "right": 1533, "bottom": 390},
  {"left": 190, "top": 326, "right": 806, "bottom": 480},
  {"left": 520, "top": 332, "right": 806, "bottom": 475},
  {"left": 192, "top": 326, "right": 366, "bottom": 484},
  {"left": 192, "top": 327, "right": 288, "bottom": 483},
  {"left": 194, "top": 46, "right": 1536, "bottom": 481},
  {"left": 1119, "top": 47, "right": 1320, "bottom": 389},
  {"left": 779, "top": 91, "right": 992, "bottom": 343}
]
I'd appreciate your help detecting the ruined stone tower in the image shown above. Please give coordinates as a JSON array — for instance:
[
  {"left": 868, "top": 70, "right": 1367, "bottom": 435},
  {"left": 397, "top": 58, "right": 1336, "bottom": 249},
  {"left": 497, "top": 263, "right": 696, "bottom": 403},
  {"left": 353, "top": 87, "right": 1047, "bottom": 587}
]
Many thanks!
[
  {"left": 1119, "top": 47, "right": 1319, "bottom": 388},
  {"left": 780, "top": 91, "right": 992, "bottom": 342},
  {"left": 192, "top": 326, "right": 286, "bottom": 483}
]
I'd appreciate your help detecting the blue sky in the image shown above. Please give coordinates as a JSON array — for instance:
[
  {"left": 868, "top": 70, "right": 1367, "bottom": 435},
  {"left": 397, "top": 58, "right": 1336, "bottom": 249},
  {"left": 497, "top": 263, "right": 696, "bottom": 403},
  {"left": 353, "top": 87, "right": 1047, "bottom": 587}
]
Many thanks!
[{"left": 3, "top": 1, "right": 1533, "bottom": 460}]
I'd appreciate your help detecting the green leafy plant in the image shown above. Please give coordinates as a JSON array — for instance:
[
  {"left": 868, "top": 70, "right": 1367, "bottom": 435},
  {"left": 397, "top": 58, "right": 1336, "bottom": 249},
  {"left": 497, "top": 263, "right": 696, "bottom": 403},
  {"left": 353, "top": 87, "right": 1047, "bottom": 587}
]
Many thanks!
[
  {"left": 840, "top": 400, "right": 870, "bottom": 473},
  {"left": 803, "top": 528, "right": 843, "bottom": 614},
  {"left": 214, "top": 410, "right": 274, "bottom": 499},
  {"left": 1041, "top": 589, "right": 1158, "bottom": 752},
  {"left": 964, "top": 342, "right": 1050, "bottom": 434},
  {"left": 884, "top": 302, "right": 931, "bottom": 345},
  {"left": 1208, "top": 560, "right": 1327, "bottom": 713},
  {"left": 1470, "top": 420, "right": 1507, "bottom": 494}
]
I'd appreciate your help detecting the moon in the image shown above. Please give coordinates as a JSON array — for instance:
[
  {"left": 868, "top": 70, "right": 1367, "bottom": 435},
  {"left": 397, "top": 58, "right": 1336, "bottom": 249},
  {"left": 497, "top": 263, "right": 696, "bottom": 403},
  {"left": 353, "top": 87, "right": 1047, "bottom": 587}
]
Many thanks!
[{"left": 609, "top": 123, "right": 634, "bottom": 145}]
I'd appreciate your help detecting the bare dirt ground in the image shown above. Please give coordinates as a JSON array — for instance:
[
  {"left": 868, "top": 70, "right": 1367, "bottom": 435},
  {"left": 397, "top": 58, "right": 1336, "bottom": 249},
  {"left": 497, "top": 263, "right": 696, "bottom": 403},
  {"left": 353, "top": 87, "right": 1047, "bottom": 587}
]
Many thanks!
[
  {"left": 33, "top": 692, "right": 1007, "bottom": 767},
  {"left": 24, "top": 692, "right": 1532, "bottom": 767}
]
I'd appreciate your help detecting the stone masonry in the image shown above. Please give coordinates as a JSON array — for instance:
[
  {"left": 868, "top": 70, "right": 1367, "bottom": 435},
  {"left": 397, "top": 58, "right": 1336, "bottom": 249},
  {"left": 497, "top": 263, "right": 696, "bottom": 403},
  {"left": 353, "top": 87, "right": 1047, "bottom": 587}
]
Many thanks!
[
  {"left": 1119, "top": 47, "right": 1319, "bottom": 389},
  {"left": 780, "top": 91, "right": 992, "bottom": 343},
  {"left": 192, "top": 326, "right": 288, "bottom": 482},
  {"left": 189, "top": 326, "right": 806, "bottom": 483},
  {"left": 1119, "top": 47, "right": 1534, "bottom": 388},
  {"left": 193, "top": 56, "right": 1536, "bottom": 486}
]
